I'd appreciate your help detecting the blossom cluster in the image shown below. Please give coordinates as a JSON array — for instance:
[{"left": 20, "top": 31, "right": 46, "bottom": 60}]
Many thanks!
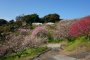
[
  {"left": 31, "top": 26, "right": 47, "bottom": 37},
  {"left": 69, "top": 16, "right": 90, "bottom": 37}
]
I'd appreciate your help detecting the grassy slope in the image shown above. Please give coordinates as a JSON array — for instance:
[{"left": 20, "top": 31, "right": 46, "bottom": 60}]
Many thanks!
[
  {"left": 64, "top": 36, "right": 90, "bottom": 52},
  {"left": 0, "top": 47, "right": 47, "bottom": 60}
]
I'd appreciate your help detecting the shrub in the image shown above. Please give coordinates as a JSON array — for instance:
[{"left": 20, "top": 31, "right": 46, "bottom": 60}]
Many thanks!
[
  {"left": 31, "top": 26, "right": 47, "bottom": 38},
  {"left": 69, "top": 16, "right": 90, "bottom": 37},
  {"left": 31, "top": 26, "right": 48, "bottom": 44},
  {"left": 53, "top": 20, "right": 75, "bottom": 40}
]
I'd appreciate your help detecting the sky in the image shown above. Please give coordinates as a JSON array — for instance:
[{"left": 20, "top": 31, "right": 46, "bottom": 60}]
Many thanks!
[{"left": 0, "top": 0, "right": 90, "bottom": 20}]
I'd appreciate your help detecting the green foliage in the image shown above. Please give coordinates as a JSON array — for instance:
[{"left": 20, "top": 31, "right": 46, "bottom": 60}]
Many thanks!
[
  {"left": 15, "top": 13, "right": 61, "bottom": 24},
  {"left": 0, "top": 21, "right": 22, "bottom": 41},
  {"left": 0, "top": 24, "right": 15, "bottom": 33},
  {"left": 14, "top": 21, "right": 22, "bottom": 28},
  {"left": 0, "top": 19, "right": 7, "bottom": 26},
  {"left": 65, "top": 36, "right": 90, "bottom": 51},
  {"left": 39, "top": 18, "right": 45, "bottom": 23},
  {"left": 48, "top": 39, "right": 62, "bottom": 43},
  {"left": 16, "top": 14, "right": 40, "bottom": 25},
  {"left": 0, "top": 47, "right": 47, "bottom": 60},
  {"left": 43, "top": 13, "right": 60, "bottom": 23},
  {"left": 9, "top": 20, "right": 14, "bottom": 24},
  {"left": 66, "top": 37, "right": 76, "bottom": 42},
  {"left": 0, "top": 20, "right": 21, "bottom": 32}
]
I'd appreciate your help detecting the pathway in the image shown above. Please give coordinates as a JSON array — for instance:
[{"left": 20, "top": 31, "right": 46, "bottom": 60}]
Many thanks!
[{"left": 33, "top": 43, "right": 77, "bottom": 60}]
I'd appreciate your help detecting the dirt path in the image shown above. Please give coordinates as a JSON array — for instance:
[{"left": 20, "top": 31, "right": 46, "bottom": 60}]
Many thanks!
[{"left": 33, "top": 43, "right": 77, "bottom": 60}]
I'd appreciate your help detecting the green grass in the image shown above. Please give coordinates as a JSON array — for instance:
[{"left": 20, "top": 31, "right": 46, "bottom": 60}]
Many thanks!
[
  {"left": 48, "top": 39, "right": 63, "bottom": 43},
  {"left": 65, "top": 36, "right": 90, "bottom": 51},
  {"left": 0, "top": 47, "right": 47, "bottom": 60}
]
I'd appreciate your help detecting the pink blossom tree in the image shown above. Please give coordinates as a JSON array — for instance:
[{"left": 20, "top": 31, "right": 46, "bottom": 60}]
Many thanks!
[
  {"left": 69, "top": 16, "right": 90, "bottom": 37},
  {"left": 31, "top": 26, "right": 48, "bottom": 44},
  {"left": 31, "top": 26, "right": 47, "bottom": 37}
]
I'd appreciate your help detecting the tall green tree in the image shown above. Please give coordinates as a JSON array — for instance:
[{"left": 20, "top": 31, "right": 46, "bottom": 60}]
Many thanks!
[
  {"left": 9, "top": 20, "right": 14, "bottom": 24},
  {"left": 0, "top": 19, "right": 7, "bottom": 26},
  {"left": 43, "top": 13, "right": 60, "bottom": 23},
  {"left": 16, "top": 14, "right": 40, "bottom": 25}
]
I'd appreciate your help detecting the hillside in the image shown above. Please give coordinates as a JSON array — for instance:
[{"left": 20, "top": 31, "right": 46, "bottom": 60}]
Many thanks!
[{"left": 0, "top": 16, "right": 90, "bottom": 60}]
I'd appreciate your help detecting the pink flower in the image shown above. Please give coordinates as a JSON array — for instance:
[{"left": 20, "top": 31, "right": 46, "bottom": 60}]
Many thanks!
[
  {"left": 31, "top": 26, "right": 47, "bottom": 37},
  {"left": 69, "top": 16, "right": 90, "bottom": 37}
]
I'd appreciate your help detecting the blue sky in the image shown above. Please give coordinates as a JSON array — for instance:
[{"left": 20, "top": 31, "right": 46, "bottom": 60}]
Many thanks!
[{"left": 0, "top": 0, "right": 90, "bottom": 20}]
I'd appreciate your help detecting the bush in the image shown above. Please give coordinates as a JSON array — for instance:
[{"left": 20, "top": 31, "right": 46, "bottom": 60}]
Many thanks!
[
  {"left": 69, "top": 16, "right": 90, "bottom": 37},
  {"left": 31, "top": 26, "right": 48, "bottom": 38},
  {"left": 31, "top": 26, "right": 48, "bottom": 44},
  {"left": 53, "top": 20, "right": 75, "bottom": 40}
]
